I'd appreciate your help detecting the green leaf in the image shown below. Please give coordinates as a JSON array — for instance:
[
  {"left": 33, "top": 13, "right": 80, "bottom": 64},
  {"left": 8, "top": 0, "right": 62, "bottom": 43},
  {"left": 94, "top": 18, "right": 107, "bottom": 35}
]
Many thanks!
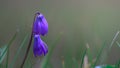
[
  {"left": 72, "top": 58, "right": 78, "bottom": 68},
  {"left": 109, "top": 31, "right": 120, "bottom": 50},
  {"left": 86, "top": 43, "right": 93, "bottom": 64},
  {"left": 116, "top": 41, "right": 120, "bottom": 47},
  {"left": 0, "top": 45, "right": 7, "bottom": 63},
  {"left": 92, "top": 42, "right": 106, "bottom": 68},
  {"left": 80, "top": 48, "right": 87, "bottom": 68},
  {"left": 0, "top": 32, "right": 17, "bottom": 68},
  {"left": 64, "top": 49, "right": 73, "bottom": 68},
  {"left": 6, "top": 32, "right": 17, "bottom": 68},
  {"left": 10, "top": 35, "right": 28, "bottom": 68},
  {"left": 41, "top": 33, "right": 62, "bottom": 68}
]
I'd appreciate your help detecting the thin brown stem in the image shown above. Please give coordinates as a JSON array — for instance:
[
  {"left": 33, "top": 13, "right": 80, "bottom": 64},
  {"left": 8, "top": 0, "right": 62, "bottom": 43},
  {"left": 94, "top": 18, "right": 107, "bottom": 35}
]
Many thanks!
[
  {"left": 20, "top": 12, "right": 39, "bottom": 68},
  {"left": 20, "top": 32, "right": 33, "bottom": 68}
]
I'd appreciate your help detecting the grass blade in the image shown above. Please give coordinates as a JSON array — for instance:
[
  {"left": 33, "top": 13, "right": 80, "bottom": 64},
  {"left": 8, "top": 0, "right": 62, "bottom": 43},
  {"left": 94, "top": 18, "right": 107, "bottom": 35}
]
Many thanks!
[
  {"left": 6, "top": 32, "right": 17, "bottom": 68},
  {"left": 72, "top": 58, "right": 78, "bottom": 68},
  {"left": 116, "top": 41, "right": 120, "bottom": 47},
  {"left": 109, "top": 31, "right": 120, "bottom": 50},
  {"left": 115, "top": 59, "right": 120, "bottom": 68},
  {"left": 0, "top": 45, "right": 7, "bottom": 63},
  {"left": 0, "top": 32, "right": 17, "bottom": 68},
  {"left": 10, "top": 35, "right": 28, "bottom": 68},
  {"left": 41, "top": 33, "right": 62, "bottom": 68},
  {"left": 61, "top": 56, "right": 65, "bottom": 68},
  {"left": 80, "top": 48, "right": 87, "bottom": 68},
  {"left": 92, "top": 42, "right": 106, "bottom": 67}
]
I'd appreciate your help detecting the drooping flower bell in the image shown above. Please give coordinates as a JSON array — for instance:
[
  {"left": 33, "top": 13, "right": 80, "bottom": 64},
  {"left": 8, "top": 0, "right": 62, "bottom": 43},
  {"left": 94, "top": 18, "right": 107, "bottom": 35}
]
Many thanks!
[
  {"left": 33, "top": 35, "right": 48, "bottom": 57},
  {"left": 33, "top": 12, "right": 48, "bottom": 36},
  {"left": 20, "top": 12, "right": 48, "bottom": 68}
]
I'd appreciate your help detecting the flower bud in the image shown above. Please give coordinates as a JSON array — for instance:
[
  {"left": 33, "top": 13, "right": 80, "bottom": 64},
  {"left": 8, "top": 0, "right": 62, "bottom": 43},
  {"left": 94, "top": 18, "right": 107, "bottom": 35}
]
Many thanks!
[
  {"left": 33, "top": 35, "right": 48, "bottom": 57},
  {"left": 33, "top": 12, "right": 48, "bottom": 36}
]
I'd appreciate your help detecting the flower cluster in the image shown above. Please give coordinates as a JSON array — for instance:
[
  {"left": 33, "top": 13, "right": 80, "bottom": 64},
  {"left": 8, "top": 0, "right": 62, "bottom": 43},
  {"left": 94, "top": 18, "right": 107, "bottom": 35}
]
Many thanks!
[{"left": 32, "top": 12, "right": 48, "bottom": 57}]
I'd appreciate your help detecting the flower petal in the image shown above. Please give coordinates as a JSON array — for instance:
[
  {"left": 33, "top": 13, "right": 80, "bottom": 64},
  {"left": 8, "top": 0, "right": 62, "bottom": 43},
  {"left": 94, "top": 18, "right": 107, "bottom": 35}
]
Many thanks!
[
  {"left": 40, "top": 40, "right": 48, "bottom": 56},
  {"left": 33, "top": 35, "right": 48, "bottom": 57},
  {"left": 33, "top": 13, "right": 48, "bottom": 36},
  {"left": 33, "top": 35, "right": 42, "bottom": 57}
]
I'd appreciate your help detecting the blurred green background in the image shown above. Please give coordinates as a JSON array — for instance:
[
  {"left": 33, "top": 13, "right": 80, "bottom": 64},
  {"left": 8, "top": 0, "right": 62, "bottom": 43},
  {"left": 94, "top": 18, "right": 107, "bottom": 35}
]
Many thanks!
[{"left": 0, "top": 0, "right": 120, "bottom": 68}]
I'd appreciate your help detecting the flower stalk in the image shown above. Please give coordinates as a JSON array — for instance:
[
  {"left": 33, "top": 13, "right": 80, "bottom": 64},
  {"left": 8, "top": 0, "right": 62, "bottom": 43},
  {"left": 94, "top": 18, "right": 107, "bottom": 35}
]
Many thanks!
[
  {"left": 20, "top": 32, "right": 33, "bottom": 68},
  {"left": 20, "top": 12, "right": 48, "bottom": 68}
]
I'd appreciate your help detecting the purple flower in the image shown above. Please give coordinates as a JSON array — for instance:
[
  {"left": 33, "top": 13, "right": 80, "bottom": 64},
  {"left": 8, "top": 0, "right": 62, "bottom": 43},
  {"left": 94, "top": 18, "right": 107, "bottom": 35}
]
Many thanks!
[
  {"left": 33, "top": 12, "right": 48, "bottom": 36},
  {"left": 33, "top": 35, "right": 48, "bottom": 57}
]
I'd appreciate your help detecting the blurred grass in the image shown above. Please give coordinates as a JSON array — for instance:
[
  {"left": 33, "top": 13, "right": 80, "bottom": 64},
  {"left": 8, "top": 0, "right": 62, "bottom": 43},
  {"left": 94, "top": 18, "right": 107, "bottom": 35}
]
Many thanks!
[
  {"left": 0, "top": 31, "right": 119, "bottom": 68},
  {"left": 0, "top": 32, "right": 17, "bottom": 68},
  {"left": 116, "top": 41, "right": 120, "bottom": 47},
  {"left": 10, "top": 34, "right": 28, "bottom": 68},
  {"left": 0, "top": 32, "right": 119, "bottom": 68},
  {"left": 0, "top": 24, "right": 119, "bottom": 68},
  {"left": 72, "top": 58, "right": 79, "bottom": 68},
  {"left": 1, "top": 0, "right": 120, "bottom": 68},
  {"left": 115, "top": 59, "right": 120, "bottom": 68},
  {"left": 41, "top": 33, "right": 62, "bottom": 68},
  {"left": 92, "top": 42, "right": 107, "bottom": 68},
  {"left": 80, "top": 47, "right": 87, "bottom": 68},
  {"left": 0, "top": 45, "right": 7, "bottom": 64}
]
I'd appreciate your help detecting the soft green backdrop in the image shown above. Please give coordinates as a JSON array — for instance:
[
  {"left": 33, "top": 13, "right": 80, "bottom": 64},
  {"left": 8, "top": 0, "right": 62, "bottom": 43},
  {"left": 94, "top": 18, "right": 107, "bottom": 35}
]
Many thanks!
[{"left": 0, "top": 0, "right": 120, "bottom": 68}]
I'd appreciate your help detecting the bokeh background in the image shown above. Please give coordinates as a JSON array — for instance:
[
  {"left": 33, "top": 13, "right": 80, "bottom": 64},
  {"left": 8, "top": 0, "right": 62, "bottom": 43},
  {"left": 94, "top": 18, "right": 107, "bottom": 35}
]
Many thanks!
[{"left": 0, "top": 0, "right": 120, "bottom": 68}]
